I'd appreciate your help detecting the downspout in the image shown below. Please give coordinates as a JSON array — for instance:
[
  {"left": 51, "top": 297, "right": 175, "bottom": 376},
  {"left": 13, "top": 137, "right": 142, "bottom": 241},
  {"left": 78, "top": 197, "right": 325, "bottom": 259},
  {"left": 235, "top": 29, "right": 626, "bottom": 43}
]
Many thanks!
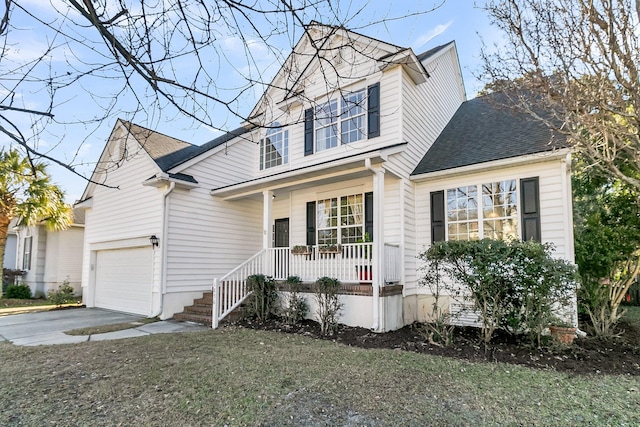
[
  {"left": 151, "top": 181, "right": 175, "bottom": 318},
  {"left": 365, "top": 158, "right": 384, "bottom": 332}
]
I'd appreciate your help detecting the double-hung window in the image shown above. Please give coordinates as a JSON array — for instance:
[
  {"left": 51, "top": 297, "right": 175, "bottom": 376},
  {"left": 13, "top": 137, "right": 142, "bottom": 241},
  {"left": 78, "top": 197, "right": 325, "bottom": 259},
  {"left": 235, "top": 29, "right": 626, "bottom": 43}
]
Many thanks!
[
  {"left": 260, "top": 122, "right": 288, "bottom": 170},
  {"left": 340, "top": 90, "right": 366, "bottom": 144},
  {"left": 446, "top": 180, "right": 518, "bottom": 241},
  {"left": 22, "top": 236, "right": 32, "bottom": 270},
  {"left": 316, "top": 193, "right": 364, "bottom": 245},
  {"left": 314, "top": 89, "right": 366, "bottom": 152}
]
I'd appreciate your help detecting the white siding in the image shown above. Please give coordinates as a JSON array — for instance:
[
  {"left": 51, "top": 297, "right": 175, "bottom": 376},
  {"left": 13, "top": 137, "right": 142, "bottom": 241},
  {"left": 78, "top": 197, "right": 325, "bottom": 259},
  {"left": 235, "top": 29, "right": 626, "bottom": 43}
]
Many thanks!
[
  {"left": 43, "top": 226, "right": 84, "bottom": 295},
  {"left": 388, "top": 47, "right": 466, "bottom": 177},
  {"left": 81, "top": 133, "right": 165, "bottom": 309},
  {"left": 164, "top": 188, "right": 262, "bottom": 293},
  {"left": 412, "top": 157, "right": 573, "bottom": 294},
  {"left": 164, "top": 140, "right": 263, "bottom": 295}
]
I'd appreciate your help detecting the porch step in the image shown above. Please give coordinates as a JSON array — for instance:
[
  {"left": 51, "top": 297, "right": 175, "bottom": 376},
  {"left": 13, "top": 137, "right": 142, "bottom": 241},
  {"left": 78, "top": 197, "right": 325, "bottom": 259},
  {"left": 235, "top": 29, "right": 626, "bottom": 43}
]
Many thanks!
[
  {"left": 172, "top": 291, "right": 245, "bottom": 326},
  {"left": 173, "top": 312, "right": 212, "bottom": 326}
]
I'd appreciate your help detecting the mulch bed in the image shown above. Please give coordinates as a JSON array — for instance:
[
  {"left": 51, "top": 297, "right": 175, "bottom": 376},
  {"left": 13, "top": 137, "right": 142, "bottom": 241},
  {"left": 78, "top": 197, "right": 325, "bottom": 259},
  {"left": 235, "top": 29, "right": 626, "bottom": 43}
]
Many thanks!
[{"left": 235, "top": 317, "right": 640, "bottom": 376}]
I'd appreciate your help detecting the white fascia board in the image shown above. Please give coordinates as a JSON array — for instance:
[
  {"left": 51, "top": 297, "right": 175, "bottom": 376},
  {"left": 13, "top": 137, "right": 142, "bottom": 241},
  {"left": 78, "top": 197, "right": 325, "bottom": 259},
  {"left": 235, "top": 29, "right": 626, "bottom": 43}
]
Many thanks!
[
  {"left": 74, "top": 197, "right": 93, "bottom": 209},
  {"left": 142, "top": 173, "right": 199, "bottom": 190},
  {"left": 410, "top": 148, "right": 572, "bottom": 183},
  {"left": 378, "top": 49, "right": 428, "bottom": 84}
]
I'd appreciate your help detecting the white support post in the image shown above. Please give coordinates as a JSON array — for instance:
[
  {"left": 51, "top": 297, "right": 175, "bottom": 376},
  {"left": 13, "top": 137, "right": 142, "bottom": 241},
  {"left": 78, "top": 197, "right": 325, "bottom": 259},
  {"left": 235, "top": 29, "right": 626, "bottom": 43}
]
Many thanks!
[
  {"left": 372, "top": 167, "right": 385, "bottom": 332},
  {"left": 212, "top": 279, "right": 219, "bottom": 329},
  {"left": 263, "top": 190, "right": 274, "bottom": 275}
]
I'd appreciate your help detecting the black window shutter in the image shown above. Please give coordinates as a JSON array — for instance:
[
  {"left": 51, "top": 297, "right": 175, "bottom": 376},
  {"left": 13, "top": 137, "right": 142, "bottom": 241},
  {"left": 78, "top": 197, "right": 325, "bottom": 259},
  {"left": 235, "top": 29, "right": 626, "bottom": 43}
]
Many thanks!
[
  {"left": 367, "top": 83, "right": 380, "bottom": 138},
  {"left": 430, "top": 190, "right": 445, "bottom": 243},
  {"left": 364, "top": 192, "right": 374, "bottom": 240},
  {"left": 304, "top": 108, "right": 314, "bottom": 156},
  {"left": 306, "top": 201, "right": 316, "bottom": 245},
  {"left": 520, "top": 177, "right": 541, "bottom": 241},
  {"left": 259, "top": 139, "right": 264, "bottom": 170}
]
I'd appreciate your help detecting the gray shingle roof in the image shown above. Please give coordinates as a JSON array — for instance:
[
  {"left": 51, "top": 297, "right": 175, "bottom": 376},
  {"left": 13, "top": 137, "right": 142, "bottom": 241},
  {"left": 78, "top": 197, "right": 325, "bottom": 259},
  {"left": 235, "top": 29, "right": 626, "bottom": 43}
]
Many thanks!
[
  {"left": 416, "top": 41, "right": 454, "bottom": 63},
  {"left": 122, "top": 121, "right": 251, "bottom": 175},
  {"left": 411, "top": 94, "right": 567, "bottom": 176}
]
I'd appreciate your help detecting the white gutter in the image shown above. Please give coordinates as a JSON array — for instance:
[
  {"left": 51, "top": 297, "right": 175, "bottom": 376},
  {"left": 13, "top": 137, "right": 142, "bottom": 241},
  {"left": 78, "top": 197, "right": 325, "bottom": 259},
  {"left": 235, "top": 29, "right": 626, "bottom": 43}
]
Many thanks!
[
  {"left": 365, "top": 158, "right": 384, "bottom": 332},
  {"left": 151, "top": 181, "right": 175, "bottom": 318}
]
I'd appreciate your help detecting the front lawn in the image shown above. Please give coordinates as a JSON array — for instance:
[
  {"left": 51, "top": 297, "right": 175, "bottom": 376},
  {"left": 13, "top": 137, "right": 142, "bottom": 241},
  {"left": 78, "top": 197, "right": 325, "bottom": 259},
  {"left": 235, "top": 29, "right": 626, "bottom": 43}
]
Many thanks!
[{"left": 0, "top": 327, "right": 639, "bottom": 426}]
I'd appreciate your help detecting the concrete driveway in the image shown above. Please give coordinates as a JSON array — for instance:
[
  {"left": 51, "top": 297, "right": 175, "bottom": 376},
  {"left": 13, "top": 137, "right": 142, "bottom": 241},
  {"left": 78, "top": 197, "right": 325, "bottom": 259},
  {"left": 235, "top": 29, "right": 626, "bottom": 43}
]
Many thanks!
[{"left": 0, "top": 308, "right": 208, "bottom": 346}]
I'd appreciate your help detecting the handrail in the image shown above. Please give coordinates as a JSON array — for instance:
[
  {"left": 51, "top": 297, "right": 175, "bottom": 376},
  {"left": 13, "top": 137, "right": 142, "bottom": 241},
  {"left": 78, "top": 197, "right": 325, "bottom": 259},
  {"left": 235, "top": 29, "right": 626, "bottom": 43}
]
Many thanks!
[{"left": 212, "top": 249, "right": 266, "bottom": 328}]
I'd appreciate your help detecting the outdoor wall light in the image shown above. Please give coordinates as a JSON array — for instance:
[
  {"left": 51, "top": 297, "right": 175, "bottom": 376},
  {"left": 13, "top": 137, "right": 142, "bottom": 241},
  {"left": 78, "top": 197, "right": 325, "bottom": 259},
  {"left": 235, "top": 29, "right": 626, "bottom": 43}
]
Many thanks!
[{"left": 149, "top": 235, "right": 159, "bottom": 247}]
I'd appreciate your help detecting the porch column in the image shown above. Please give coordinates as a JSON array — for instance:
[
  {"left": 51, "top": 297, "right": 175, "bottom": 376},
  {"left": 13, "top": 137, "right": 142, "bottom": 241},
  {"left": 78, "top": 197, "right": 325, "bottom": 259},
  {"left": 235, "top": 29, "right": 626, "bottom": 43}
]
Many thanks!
[
  {"left": 372, "top": 167, "right": 385, "bottom": 332},
  {"left": 263, "top": 190, "right": 274, "bottom": 249}
]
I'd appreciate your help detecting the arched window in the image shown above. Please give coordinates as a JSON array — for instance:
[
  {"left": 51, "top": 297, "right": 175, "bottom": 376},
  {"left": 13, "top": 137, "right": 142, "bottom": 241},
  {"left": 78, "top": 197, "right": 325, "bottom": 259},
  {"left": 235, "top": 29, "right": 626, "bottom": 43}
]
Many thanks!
[{"left": 260, "top": 122, "right": 288, "bottom": 170}]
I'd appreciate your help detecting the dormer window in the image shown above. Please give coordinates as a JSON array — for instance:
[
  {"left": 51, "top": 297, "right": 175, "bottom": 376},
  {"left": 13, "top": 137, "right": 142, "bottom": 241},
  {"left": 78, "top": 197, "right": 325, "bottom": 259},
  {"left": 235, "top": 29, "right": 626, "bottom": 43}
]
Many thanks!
[{"left": 260, "top": 122, "right": 288, "bottom": 170}]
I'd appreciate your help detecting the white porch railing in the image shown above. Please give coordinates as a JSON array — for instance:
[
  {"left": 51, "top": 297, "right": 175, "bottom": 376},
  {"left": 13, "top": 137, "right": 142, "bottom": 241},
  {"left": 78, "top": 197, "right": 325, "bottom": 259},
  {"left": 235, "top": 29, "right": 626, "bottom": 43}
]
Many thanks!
[
  {"left": 212, "top": 249, "right": 266, "bottom": 328},
  {"left": 212, "top": 242, "right": 402, "bottom": 328}
]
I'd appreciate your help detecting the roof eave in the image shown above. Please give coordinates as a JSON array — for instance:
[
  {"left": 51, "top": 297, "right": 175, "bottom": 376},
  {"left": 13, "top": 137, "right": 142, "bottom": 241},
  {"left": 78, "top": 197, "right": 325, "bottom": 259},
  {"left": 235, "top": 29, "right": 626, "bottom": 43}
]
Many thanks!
[
  {"left": 142, "top": 173, "right": 199, "bottom": 190},
  {"left": 410, "top": 148, "right": 572, "bottom": 182}
]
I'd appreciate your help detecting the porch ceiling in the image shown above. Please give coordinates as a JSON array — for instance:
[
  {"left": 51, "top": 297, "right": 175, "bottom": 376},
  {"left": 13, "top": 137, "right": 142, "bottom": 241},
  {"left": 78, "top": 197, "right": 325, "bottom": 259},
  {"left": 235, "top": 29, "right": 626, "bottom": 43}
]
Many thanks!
[{"left": 210, "top": 147, "right": 403, "bottom": 201}]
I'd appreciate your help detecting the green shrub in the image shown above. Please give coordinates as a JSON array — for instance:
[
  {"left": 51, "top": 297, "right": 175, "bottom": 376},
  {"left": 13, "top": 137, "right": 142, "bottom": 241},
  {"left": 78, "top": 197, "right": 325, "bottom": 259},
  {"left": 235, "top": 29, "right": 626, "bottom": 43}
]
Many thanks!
[
  {"left": 245, "top": 274, "right": 278, "bottom": 322},
  {"left": 314, "top": 276, "right": 343, "bottom": 336},
  {"left": 419, "top": 239, "right": 578, "bottom": 347},
  {"left": 282, "top": 276, "right": 308, "bottom": 325},
  {"left": 48, "top": 281, "right": 75, "bottom": 306},
  {"left": 5, "top": 283, "right": 32, "bottom": 299}
]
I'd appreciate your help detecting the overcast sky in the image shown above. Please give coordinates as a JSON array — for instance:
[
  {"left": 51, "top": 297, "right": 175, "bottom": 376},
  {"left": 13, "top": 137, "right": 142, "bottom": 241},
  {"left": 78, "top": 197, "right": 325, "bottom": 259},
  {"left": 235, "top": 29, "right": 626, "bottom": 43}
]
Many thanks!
[{"left": 5, "top": 1, "right": 499, "bottom": 202}]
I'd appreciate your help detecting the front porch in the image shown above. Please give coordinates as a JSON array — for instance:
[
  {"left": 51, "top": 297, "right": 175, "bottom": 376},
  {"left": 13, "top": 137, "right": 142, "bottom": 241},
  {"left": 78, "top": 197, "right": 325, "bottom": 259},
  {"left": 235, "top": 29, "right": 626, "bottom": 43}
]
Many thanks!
[{"left": 212, "top": 242, "right": 402, "bottom": 329}]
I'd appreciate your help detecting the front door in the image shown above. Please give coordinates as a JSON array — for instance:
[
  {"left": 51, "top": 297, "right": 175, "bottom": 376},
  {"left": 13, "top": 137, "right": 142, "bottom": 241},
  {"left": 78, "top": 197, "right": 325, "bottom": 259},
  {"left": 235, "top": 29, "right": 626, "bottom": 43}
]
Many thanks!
[
  {"left": 274, "top": 218, "right": 290, "bottom": 247},
  {"left": 273, "top": 218, "right": 289, "bottom": 279}
]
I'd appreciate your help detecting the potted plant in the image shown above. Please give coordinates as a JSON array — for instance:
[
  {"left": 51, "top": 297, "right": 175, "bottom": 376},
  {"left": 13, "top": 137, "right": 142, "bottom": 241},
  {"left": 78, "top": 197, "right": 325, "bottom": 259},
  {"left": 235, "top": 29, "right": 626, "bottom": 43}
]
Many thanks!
[
  {"left": 549, "top": 318, "right": 577, "bottom": 345},
  {"left": 318, "top": 244, "right": 341, "bottom": 254},
  {"left": 291, "top": 245, "right": 311, "bottom": 255}
]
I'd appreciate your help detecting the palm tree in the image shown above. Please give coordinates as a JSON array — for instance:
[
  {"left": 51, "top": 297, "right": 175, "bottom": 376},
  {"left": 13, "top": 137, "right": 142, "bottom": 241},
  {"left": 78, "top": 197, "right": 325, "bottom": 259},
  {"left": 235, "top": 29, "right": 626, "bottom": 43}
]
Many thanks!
[{"left": 0, "top": 149, "right": 73, "bottom": 281}]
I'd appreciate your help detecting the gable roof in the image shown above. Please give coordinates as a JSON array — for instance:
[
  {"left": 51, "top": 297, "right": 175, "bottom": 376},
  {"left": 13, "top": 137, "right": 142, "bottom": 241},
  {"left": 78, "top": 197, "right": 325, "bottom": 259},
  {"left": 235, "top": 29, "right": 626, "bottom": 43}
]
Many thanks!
[
  {"left": 121, "top": 121, "right": 251, "bottom": 174},
  {"left": 411, "top": 94, "right": 567, "bottom": 176},
  {"left": 416, "top": 41, "right": 455, "bottom": 63}
]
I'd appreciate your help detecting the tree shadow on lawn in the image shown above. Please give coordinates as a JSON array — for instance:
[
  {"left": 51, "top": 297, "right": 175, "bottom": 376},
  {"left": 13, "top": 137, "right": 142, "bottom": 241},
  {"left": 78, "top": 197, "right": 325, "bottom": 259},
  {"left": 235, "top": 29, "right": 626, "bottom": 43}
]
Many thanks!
[{"left": 235, "top": 317, "right": 640, "bottom": 377}]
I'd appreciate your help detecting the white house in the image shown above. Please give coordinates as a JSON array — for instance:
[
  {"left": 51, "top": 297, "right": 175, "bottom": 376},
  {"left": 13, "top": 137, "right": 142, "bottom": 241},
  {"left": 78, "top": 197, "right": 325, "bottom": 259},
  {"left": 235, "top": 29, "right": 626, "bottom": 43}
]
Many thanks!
[
  {"left": 2, "top": 218, "right": 17, "bottom": 270},
  {"left": 77, "top": 23, "right": 574, "bottom": 331},
  {"left": 15, "top": 209, "right": 85, "bottom": 297}
]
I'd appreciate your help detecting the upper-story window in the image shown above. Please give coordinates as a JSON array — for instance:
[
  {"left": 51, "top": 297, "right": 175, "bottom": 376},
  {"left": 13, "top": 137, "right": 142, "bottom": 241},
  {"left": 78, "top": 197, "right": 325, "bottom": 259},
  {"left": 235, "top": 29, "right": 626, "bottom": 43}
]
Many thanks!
[
  {"left": 314, "top": 89, "right": 366, "bottom": 152},
  {"left": 260, "top": 122, "right": 288, "bottom": 170},
  {"left": 305, "top": 83, "right": 379, "bottom": 156}
]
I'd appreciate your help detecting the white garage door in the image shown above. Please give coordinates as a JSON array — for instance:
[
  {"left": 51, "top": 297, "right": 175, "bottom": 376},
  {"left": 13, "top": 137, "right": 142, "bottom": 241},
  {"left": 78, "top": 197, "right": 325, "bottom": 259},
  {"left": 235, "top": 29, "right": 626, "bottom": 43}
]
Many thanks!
[{"left": 95, "top": 247, "right": 153, "bottom": 315}]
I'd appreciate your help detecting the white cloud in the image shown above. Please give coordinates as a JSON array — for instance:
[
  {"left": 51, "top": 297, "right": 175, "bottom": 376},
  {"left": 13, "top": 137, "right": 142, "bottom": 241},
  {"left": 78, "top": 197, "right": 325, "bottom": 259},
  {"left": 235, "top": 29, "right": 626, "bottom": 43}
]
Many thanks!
[{"left": 413, "top": 21, "right": 453, "bottom": 49}]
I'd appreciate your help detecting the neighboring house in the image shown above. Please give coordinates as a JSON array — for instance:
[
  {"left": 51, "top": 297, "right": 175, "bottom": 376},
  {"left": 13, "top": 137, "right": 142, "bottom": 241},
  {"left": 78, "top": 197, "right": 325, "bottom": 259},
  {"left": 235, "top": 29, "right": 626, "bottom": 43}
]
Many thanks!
[
  {"left": 15, "top": 209, "right": 85, "bottom": 297},
  {"left": 3, "top": 218, "right": 17, "bottom": 270},
  {"left": 77, "top": 23, "right": 575, "bottom": 330}
]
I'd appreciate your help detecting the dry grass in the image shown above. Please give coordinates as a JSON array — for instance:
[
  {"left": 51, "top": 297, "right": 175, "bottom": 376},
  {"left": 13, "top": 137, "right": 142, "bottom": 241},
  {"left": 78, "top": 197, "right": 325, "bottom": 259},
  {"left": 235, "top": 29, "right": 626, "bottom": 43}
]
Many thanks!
[
  {"left": 65, "top": 317, "right": 159, "bottom": 336},
  {"left": 1, "top": 326, "right": 639, "bottom": 426}
]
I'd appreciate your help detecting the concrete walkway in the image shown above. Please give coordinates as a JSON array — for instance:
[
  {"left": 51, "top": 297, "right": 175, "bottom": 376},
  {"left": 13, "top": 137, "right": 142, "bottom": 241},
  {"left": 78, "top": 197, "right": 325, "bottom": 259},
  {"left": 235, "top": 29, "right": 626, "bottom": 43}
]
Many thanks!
[{"left": 0, "top": 308, "right": 209, "bottom": 346}]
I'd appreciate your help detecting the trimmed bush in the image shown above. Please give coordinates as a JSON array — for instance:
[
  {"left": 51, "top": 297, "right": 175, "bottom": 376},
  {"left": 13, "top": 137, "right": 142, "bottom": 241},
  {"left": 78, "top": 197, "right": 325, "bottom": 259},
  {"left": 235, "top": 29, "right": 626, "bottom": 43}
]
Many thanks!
[
  {"left": 419, "top": 239, "right": 578, "bottom": 347},
  {"left": 314, "top": 276, "right": 343, "bottom": 336},
  {"left": 245, "top": 274, "right": 278, "bottom": 322},
  {"left": 5, "top": 283, "right": 32, "bottom": 299},
  {"left": 282, "top": 276, "right": 308, "bottom": 325}
]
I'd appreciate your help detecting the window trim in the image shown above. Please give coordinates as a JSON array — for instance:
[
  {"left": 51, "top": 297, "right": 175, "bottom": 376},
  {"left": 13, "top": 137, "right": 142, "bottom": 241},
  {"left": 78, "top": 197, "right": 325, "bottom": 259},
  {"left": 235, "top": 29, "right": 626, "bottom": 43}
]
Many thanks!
[
  {"left": 444, "top": 179, "right": 521, "bottom": 242},
  {"left": 260, "top": 122, "right": 289, "bottom": 170},
  {"left": 314, "top": 88, "right": 367, "bottom": 152},
  {"left": 22, "top": 235, "right": 32, "bottom": 271}
]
